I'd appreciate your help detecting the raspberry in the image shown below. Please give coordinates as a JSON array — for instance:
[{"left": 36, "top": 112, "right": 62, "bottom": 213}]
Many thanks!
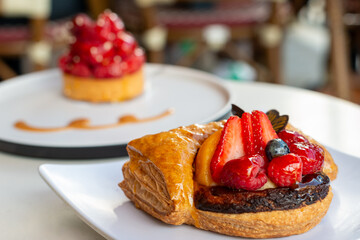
[
  {"left": 125, "top": 48, "right": 145, "bottom": 74},
  {"left": 96, "top": 10, "right": 124, "bottom": 38},
  {"left": 93, "top": 65, "right": 109, "bottom": 78},
  {"left": 107, "top": 61, "right": 123, "bottom": 77},
  {"left": 267, "top": 153, "right": 302, "bottom": 187},
  {"left": 58, "top": 54, "right": 71, "bottom": 72},
  {"left": 219, "top": 155, "right": 267, "bottom": 191},
  {"left": 278, "top": 130, "right": 309, "bottom": 146},
  {"left": 114, "top": 32, "right": 137, "bottom": 59},
  {"left": 58, "top": 11, "right": 141, "bottom": 79},
  {"left": 289, "top": 143, "right": 324, "bottom": 175},
  {"left": 70, "top": 62, "right": 91, "bottom": 77},
  {"left": 70, "top": 14, "right": 99, "bottom": 43}
]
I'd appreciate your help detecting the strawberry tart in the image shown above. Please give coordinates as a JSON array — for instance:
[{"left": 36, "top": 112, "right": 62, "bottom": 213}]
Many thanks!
[
  {"left": 119, "top": 105, "right": 337, "bottom": 238},
  {"left": 58, "top": 11, "right": 145, "bottom": 102}
]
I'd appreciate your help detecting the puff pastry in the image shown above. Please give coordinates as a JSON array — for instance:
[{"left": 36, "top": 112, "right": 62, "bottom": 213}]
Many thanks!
[{"left": 119, "top": 121, "right": 337, "bottom": 238}]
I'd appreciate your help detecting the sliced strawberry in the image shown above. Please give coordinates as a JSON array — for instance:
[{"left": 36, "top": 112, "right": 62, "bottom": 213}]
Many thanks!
[
  {"left": 241, "top": 112, "right": 255, "bottom": 155},
  {"left": 251, "top": 110, "right": 278, "bottom": 159},
  {"left": 210, "top": 116, "right": 245, "bottom": 183}
]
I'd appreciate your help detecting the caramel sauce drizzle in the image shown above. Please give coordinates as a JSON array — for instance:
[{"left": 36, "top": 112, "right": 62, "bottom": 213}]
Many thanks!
[{"left": 14, "top": 108, "right": 174, "bottom": 133}]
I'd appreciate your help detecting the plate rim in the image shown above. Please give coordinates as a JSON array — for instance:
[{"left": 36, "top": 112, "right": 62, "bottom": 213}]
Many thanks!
[
  {"left": 0, "top": 64, "right": 232, "bottom": 159},
  {"left": 39, "top": 163, "right": 115, "bottom": 239}
]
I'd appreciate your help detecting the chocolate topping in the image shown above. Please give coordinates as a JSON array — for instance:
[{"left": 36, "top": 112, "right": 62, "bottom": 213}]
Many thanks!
[{"left": 194, "top": 172, "right": 330, "bottom": 214}]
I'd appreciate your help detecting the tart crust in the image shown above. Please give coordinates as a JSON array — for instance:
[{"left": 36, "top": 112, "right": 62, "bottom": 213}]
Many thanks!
[
  {"left": 62, "top": 68, "right": 144, "bottom": 102},
  {"left": 119, "top": 121, "right": 337, "bottom": 238}
]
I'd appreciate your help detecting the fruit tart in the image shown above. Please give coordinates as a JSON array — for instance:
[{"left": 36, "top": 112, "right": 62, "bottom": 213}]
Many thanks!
[
  {"left": 59, "top": 10, "right": 145, "bottom": 102},
  {"left": 119, "top": 105, "right": 337, "bottom": 238}
]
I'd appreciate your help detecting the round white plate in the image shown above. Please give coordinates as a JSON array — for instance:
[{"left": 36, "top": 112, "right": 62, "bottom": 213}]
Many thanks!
[
  {"left": 39, "top": 147, "right": 360, "bottom": 240},
  {"left": 0, "top": 64, "right": 231, "bottom": 158}
]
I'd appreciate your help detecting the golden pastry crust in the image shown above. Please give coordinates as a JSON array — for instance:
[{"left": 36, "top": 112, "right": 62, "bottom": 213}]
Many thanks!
[
  {"left": 62, "top": 68, "right": 144, "bottom": 102},
  {"left": 195, "top": 189, "right": 333, "bottom": 238},
  {"left": 119, "top": 121, "right": 225, "bottom": 225},
  {"left": 119, "top": 121, "right": 336, "bottom": 238}
]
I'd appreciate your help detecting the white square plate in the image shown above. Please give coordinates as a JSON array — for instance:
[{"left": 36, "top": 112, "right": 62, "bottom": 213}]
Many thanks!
[{"left": 39, "top": 147, "right": 360, "bottom": 240}]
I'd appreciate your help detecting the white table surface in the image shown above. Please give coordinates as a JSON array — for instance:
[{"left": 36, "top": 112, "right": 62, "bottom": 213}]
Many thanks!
[{"left": 1, "top": 80, "right": 360, "bottom": 240}]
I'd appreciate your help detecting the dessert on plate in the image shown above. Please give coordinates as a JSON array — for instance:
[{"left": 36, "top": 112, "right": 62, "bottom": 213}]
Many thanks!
[
  {"left": 119, "top": 105, "right": 337, "bottom": 238},
  {"left": 59, "top": 10, "right": 145, "bottom": 102}
]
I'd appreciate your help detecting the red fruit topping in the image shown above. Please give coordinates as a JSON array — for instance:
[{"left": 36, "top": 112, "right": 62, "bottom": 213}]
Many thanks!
[
  {"left": 219, "top": 155, "right": 267, "bottom": 191},
  {"left": 96, "top": 10, "right": 124, "bottom": 38},
  {"left": 267, "top": 153, "right": 303, "bottom": 187},
  {"left": 251, "top": 110, "right": 278, "bottom": 157},
  {"left": 58, "top": 54, "right": 72, "bottom": 72},
  {"left": 93, "top": 65, "right": 108, "bottom": 78},
  {"left": 92, "top": 42, "right": 115, "bottom": 64},
  {"left": 70, "top": 62, "right": 91, "bottom": 77},
  {"left": 95, "top": 16, "right": 112, "bottom": 41},
  {"left": 278, "top": 130, "right": 309, "bottom": 146},
  {"left": 241, "top": 112, "right": 255, "bottom": 155},
  {"left": 125, "top": 48, "right": 145, "bottom": 74},
  {"left": 289, "top": 143, "right": 324, "bottom": 175},
  {"left": 210, "top": 116, "right": 245, "bottom": 183},
  {"left": 114, "top": 32, "right": 137, "bottom": 59},
  {"left": 70, "top": 14, "right": 98, "bottom": 43}
]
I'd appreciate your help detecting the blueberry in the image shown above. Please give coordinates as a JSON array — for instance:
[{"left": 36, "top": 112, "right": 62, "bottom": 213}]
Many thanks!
[{"left": 265, "top": 138, "right": 290, "bottom": 161}]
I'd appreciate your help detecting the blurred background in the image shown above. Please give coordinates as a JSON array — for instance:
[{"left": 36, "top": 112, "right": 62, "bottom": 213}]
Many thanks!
[{"left": 0, "top": 0, "right": 359, "bottom": 104}]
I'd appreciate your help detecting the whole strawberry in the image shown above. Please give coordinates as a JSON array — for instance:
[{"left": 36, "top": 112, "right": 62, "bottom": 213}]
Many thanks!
[
  {"left": 219, "top": 155, "right": 267, "bottom": 191},
  {"left": 267, "top": 153, "right": 303, "bottom": 187}
]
